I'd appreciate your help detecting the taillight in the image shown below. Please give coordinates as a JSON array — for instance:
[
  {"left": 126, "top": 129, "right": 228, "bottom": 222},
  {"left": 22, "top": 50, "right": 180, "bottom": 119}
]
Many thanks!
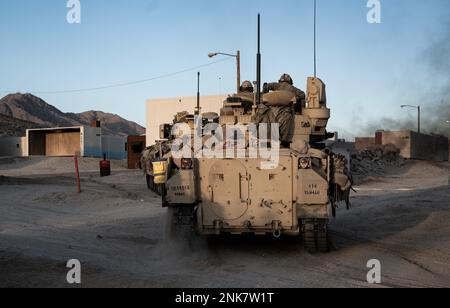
[
  {"left": 181, "top": 158, "right": 193, "bottom": 170},
  {"left": 299, "top": 157, "right": 311, "bottom": 169}
]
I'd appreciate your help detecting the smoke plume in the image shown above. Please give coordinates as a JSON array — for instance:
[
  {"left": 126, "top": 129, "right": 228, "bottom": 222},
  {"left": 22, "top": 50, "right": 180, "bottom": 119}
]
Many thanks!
[{"left": 354, "top": 22, "right": 450, "bottom": 139}]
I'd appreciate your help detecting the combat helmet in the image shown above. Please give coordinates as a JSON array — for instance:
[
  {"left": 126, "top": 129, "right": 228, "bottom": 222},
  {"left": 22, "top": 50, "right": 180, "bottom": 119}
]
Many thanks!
[
  {"left": 279, "top": 74, "right": 293, "bottom": 85},
  {"left": 240, "top": 80, "right": 254, "bottom": 93}
]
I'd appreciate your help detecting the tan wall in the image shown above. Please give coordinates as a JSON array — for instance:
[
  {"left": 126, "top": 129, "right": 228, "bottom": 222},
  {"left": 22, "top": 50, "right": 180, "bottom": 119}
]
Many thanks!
[
  {"left": 355, "top": 137, "right": 375, "bottom": 152},
  {"left": 381, "top": 131, "right": 412, "bottom": 158},
  {"left": 381, "top": 131, "right": 449, "bottom": 161},
  {"left": 45, "top": 132, "right": 81, "bottom": 156},
  {"left": 146, "top": 95, "right": 227, "bottom": 146}
]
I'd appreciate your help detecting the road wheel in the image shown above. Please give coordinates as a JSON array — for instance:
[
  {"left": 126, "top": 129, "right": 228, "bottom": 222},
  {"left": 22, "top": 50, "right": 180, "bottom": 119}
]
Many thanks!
[
  {"left": 302, "top": 219, "right": 330, "bottom": 253},
  {"left": 317, "top": 221, "right": 330, "bottom": 253},
  {"left": 303, "top": 220, "right": 317, "bottom": 253}
]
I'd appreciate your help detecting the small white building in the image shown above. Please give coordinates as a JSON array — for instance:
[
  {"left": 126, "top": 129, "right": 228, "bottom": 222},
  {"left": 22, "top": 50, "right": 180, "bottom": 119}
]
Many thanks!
[
  {"left": 26, "top": 126, "right": 102, "bottom": 157},
  {"left": 0, "top": 126, "right": 127, "bottom": 159}
]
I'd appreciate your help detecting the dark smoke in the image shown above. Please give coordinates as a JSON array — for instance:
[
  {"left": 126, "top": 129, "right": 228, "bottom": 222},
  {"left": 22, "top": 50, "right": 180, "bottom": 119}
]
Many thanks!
[
  {"left": 355, "top": 22, "right": 450, "bottom": 139},
  {"left": 421, "top": 23, "right": 450, "bottom": 137}
]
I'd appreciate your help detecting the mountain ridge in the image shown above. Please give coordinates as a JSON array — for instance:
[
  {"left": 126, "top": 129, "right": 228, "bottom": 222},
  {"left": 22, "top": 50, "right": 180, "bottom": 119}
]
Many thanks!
[{"left": 0, "top": 93, "right": 145, "bottom": 137}]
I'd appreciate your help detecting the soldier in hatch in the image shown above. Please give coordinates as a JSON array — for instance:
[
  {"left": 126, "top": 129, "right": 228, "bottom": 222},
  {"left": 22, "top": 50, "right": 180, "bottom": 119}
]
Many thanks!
[
  {"left": 240, "top": 80, "right": 254, "bottom": 94},
  {"left": 238, "top": 80, "right": 254, "bottom": 102},
  {"left": 231, "top": 80, "right": 255, "bottom": 112},
  {"left": 263, "top": 73, "right": 306, "bottom": 113}
]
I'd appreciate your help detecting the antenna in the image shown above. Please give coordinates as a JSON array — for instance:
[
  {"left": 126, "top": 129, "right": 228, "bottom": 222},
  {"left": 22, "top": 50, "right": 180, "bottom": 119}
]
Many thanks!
[
  {"left": 256, "top": 13, "right": 262, "bottom": 106},
  {"left": 195, "top": 72, "right": 201, "bottom": 116},
  {"left": 314, "top": 0, "right": 317, "bottom": 78}
]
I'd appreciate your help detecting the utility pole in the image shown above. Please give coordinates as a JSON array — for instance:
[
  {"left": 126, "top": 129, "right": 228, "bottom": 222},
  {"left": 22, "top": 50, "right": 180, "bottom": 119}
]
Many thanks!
[
  {"left": 236, "top": 50, "right": 241, "bottom": 93},
  {"left": 208, "top": 50, "right": 241, "bottom": 93},
  {"left": 401, "top": 105, "right": 421, "bottom": 134}
]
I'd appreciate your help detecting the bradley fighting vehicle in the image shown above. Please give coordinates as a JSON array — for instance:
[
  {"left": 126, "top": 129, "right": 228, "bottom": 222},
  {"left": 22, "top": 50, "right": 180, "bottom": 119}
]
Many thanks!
[{"left": 142, "top": 15, "right": 352, "bottom": 252}]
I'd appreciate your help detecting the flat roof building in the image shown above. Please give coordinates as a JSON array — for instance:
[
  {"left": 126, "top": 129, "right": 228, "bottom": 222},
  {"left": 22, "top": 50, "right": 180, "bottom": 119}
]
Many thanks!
[
  {"left": 146, "top": 95, "right": 226, "bottom": 146},
  {"left": 26, "top": 126, "right": 102, "bottom": 157},
  {"left": 6, "top": 126, "right": 129, "bottom": 160}
]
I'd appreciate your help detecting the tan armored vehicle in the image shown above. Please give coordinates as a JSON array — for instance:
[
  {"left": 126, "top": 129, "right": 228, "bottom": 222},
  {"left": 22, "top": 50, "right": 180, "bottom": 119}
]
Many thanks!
[{"left": 142, "top": 16, "right": 352, "bottom": 253}]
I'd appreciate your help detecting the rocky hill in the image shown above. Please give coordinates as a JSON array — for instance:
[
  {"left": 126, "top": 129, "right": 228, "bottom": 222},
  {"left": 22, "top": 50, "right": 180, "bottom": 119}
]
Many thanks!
[
  {"left": 76, "top": 110, "right": 145, "bottom": 137},
  {"left": 0, "top": 93, "right": 145, "bottom": 137},
  {"left": 0, "top": 114, "right": 44, "bottom": 137}
]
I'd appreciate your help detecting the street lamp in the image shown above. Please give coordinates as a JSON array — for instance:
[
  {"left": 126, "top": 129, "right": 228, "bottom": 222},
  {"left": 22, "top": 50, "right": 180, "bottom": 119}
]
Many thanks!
[
  {"left": 401, "top": 105, "right": 421, "bottom": 134},
  {"left": 208, "top": 50, "right": 241, "bottom": 93}
]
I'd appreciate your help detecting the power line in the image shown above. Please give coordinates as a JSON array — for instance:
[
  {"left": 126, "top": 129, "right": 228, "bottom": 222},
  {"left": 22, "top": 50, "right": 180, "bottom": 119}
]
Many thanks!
[{"left": 1, "top": 57, "right": 232, "bottom": 95}]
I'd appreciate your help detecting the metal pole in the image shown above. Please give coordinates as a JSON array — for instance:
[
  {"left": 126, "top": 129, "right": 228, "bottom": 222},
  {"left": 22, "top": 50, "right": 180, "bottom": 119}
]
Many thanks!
[
  {"left": 196, "top": 72, "right": 200, "bottom": 116},
  {"left": 74, "top": 155, "right": 81, "bottom": 193},
  {"left": 418, "top": 106, "right": 421, "bottom": 134},
  {"left": 314, "top": 0, "right": 317, "bottom": 78},
  {"left": 256, "top": 14, "right": 261, "bottom": 106},
  {"left": 236, "top": 50, "right": 241, "bottom": 93}
]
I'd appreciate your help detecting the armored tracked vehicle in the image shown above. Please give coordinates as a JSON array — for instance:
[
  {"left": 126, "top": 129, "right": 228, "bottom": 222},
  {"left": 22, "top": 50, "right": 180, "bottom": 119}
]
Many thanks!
[{"left": 142, "top": 16, "right": 352, "bottom": 252}]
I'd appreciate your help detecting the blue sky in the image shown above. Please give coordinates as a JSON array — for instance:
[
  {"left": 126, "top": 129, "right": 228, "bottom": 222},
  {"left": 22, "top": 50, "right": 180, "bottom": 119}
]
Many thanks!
[{"left": 0, "top": 0, "right": 449, "bottom": 138}]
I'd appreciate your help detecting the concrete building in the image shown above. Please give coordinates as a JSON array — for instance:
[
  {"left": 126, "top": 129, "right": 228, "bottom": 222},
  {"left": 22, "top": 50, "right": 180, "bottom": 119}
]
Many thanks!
[
  {"left": 26, "top": 126, "right": 102, "bottom": 157},
  {"left": 356, "top": 130, "right": 449, "bottom": 162},
  {"left": 0, "top": 126, "right": 128, "bottom": 159},
  {"left": 146, "top": 95, "right": 226, "bottom": 146},
  {"left": 381, "top": 131, "right": 448, "bottom": 162},
  {"left": 0, "top": 137, "right": 27, "bottom": 157},
  {"left": 102, "top": 135, "right": 127, "bottom": 160}
]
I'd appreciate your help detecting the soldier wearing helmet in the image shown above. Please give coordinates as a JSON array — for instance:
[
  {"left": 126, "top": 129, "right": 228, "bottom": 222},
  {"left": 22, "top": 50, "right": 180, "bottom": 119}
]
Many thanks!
[
  {"left": 279, "top": 73, "right": 294, "bottom": 85},
  {"left": 240, "top": 80, "right": 254, "bottom": 93},
  {"left": 263, "top": 73, "right": 306, "bottom": 112},
  {"left": 226, "top": 80, "right": 255, "bottom": 113}
]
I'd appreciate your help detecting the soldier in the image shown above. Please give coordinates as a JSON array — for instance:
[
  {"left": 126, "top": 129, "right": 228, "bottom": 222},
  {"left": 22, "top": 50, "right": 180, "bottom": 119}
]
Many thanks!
[
  {"left": 234, "top": 80, "right": 255, "bottom": 111},
  {"left": 240, "top": 80, "right": 254, "bottom": 93},
  {"left": 263, "top": 74, "right": 306, "bottom": 112}
]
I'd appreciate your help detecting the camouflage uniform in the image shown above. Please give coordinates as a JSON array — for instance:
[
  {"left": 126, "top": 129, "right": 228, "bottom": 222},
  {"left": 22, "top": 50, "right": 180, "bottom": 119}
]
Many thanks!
[
  {"left": 255, "top": 74, "right": 304, "bottom": 143},
  {"left": 264, "top": 74, "right": 306, "bottom": 110},
  {"left": 254, "top": 104, "right": 294, "bottom": 144}
]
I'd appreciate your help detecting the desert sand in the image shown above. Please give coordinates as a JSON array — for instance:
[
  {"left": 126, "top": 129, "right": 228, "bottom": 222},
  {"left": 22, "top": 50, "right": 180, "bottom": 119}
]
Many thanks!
[{"left": 0, "top": 157, "right": 449, "bottom": 288}]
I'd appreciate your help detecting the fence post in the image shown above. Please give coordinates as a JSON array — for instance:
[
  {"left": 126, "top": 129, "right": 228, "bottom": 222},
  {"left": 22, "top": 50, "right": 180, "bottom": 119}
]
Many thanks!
[{"left": 74, "top": 155, "right": 81, "bottom": 193}]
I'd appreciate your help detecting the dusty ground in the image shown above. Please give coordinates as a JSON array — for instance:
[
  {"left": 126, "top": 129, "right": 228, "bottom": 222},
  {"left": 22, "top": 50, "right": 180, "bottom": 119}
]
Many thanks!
[{"left": 0, "top": 157, "right": 449, "bottom": 288}]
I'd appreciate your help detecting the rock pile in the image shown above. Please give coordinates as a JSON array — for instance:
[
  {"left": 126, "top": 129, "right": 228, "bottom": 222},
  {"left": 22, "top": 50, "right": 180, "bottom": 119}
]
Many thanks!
[{"left": 351, "top": 144, "right": 405, "bottom": 183}]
